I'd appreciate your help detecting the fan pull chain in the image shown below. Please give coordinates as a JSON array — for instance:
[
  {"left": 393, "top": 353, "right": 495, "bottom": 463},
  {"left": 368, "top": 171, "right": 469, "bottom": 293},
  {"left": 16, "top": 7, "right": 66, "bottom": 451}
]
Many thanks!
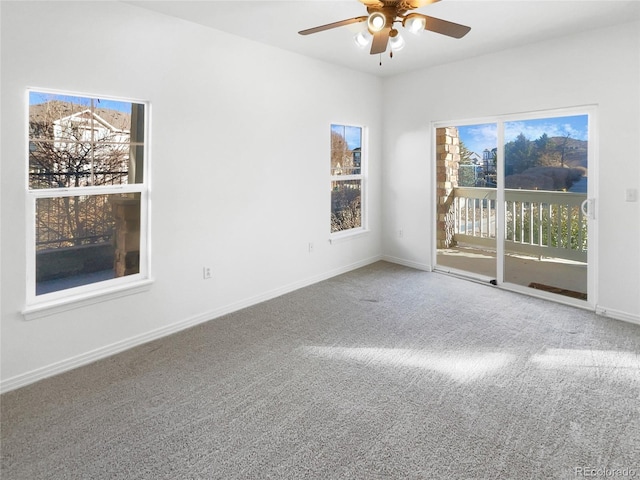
[{"left": 379, "top": 53, "right": 382, "bottom": 66}]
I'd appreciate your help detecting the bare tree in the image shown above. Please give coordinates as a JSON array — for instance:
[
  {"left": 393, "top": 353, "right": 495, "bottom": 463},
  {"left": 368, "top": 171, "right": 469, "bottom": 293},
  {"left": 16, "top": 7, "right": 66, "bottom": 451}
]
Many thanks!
[
  {"left": 29, "top": 99, "right": 132, "bottom": 249},
  {"left": 557, "top": 133, "right": 572, "bottom": 168},
  {"left": 331, "top": 130, "right": 355, "bottom": 175},
  {"left": 29, "top": 100, "right": 130, "bottom": 189}
]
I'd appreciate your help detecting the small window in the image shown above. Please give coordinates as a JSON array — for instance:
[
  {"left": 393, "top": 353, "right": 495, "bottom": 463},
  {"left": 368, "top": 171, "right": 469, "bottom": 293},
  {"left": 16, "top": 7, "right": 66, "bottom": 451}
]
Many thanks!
[
  {"left": 27, "top": 91, "right": 148, "bottom": 302},
  {"left": 330, "top": 124, "right": 364, "bottom": 234}
]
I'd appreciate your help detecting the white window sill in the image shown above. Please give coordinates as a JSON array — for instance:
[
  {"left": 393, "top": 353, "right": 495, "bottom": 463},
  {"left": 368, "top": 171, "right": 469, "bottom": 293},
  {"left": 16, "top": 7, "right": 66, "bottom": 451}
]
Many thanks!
[
  {"left": 329, "top": 228, "right": 370, "bottom": 244},
  {"left": 22, "top": 278, "right": 154, "bottom": 321}
]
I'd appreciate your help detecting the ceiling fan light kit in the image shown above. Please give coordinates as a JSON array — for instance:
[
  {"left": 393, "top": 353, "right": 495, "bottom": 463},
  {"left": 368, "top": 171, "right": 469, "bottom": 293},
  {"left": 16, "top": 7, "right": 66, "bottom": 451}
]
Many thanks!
[
  {"left": 367, "top": 11, "right": 388, "bottom": 33},
  {"left": 404, "top": 14, "right": 427, "bottom": 34},
  {"left": 389, "top": 33, "right": 406, "bottom": 51},
  {"left": 298, "top": 0, "right": 470, "bottom": 60},
  {"left": 354, "top": 31, "right": 372, "bottom": 48}
]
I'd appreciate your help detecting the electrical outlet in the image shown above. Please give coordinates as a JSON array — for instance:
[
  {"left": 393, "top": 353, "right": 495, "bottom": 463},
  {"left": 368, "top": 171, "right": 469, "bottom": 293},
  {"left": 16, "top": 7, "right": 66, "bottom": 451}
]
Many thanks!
[
  {"left": 625, "top": 188, "right": 638, "bottom": 202},
  {"left": 203, "top": 267, "right": 212, "bottom": 279},
  {"left": 308, "top": 242, "right": 314, "bottom": 253},
  {"left": 398, "top": 229, "right": 404, "bottom": 238}
]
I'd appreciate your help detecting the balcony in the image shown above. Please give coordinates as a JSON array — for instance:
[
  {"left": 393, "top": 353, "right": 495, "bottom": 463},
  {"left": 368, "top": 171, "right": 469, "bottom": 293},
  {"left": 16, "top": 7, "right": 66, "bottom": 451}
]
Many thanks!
[{"left": 437, "top": 187, "right": 588, "bottom": 299}]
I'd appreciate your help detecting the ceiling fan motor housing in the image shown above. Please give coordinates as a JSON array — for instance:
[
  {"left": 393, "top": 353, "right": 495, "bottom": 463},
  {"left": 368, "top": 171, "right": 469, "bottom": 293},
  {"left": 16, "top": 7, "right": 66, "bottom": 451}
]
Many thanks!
[{"left": 297, "top": 0, "right": 471, "bottom": 56}]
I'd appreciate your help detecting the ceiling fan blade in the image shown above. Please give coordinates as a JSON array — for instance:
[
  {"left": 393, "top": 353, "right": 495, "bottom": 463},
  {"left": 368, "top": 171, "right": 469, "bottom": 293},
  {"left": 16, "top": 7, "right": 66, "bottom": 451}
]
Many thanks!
[
  {"left": 298, "top": 16, "right": 367, "bottom": 35},
  {"left": 415, "top": 14, "right": 471, "bottom": 39},
  {"left": 402, "top": 0, "right": 441, "bottom": 8},
  {"left": 359, "top": 0, "right": 440, "bottom": 6},
  {"left": 370, "top": 28, "right": 391, "bottom": 55},
  {"left": 359, "top": 0, "right": 440, "bottom": 8}
]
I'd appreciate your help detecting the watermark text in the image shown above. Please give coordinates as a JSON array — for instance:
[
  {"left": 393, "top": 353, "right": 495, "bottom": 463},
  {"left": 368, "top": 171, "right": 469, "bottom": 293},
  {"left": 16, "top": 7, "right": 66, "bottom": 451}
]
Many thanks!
[{"left": 575, "top": 467, "right": 637, "bottom": 478}]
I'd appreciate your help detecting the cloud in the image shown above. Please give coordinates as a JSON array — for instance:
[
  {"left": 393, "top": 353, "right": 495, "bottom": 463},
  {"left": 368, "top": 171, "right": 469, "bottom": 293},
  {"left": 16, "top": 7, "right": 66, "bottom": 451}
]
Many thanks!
[
  {"left": 459, "top": 123, "right": 497, "bottom": 154},
  {"left": 457, "top": 115, "right": 588, "bottom": 154},
  {"left": 504, "top": 120, "right": 587, "bottom": 142}
]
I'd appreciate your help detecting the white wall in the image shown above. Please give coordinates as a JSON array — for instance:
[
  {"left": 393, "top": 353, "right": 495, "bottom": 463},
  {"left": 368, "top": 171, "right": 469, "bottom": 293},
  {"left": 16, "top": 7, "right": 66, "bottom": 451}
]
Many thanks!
[
  {"left": 381, "top": 21, "right": 640, "bottom": 320},
  {"left": 0, "top": 2, "right": 382, "bottom": 389}
]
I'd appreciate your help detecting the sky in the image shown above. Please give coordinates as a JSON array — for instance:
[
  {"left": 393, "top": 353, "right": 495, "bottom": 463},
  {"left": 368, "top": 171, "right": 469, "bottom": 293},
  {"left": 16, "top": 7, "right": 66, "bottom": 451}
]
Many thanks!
[
  {"left": 331, "top": 124, "right": 361, "bottom": 150},
  {"left": 29, "top": 91, "right": 135, "bottom": 112},
  {"left": 458, "top": 115, "right": 589, "bottom": 155}
]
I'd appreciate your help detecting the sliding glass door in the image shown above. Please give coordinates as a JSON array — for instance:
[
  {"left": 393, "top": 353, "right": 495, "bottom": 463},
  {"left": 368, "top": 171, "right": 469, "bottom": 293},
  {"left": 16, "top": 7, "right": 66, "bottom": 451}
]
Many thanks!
[
  {"left": 435, "top": 124, "right": 497, "bottom": 281},
  {"left": 502, "top": 114, "right": 590, "bottom": 300},
  {"left": 435, "top": 108, "right": 596, "bottom": 305}
]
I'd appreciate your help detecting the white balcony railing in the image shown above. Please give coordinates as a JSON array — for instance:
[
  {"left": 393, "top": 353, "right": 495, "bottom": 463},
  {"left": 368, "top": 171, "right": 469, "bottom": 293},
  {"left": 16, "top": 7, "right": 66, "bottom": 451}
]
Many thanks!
[{"left": 452, "top": 187, "right": 588, "bottom": 263}]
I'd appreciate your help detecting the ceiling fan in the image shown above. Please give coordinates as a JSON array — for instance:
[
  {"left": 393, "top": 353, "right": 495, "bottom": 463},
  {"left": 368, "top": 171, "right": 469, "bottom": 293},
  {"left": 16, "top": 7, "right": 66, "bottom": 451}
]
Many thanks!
[{"left": 298, "top": 0, "right": 470, "bottom": 56}]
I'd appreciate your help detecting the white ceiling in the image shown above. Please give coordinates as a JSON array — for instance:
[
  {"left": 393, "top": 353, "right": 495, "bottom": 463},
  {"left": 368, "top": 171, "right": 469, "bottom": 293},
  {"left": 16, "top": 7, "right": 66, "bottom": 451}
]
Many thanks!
[{"left": 127, "top": 0, "right": 640, "bottom": 77}]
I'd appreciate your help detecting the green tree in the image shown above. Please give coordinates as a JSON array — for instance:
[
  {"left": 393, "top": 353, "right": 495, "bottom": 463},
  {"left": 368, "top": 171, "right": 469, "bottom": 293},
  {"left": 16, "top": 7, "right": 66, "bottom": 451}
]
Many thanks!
[
  {"left": 534, "top": 132, "right": 550, "bottom": 152},
  {"left": 459, "top": 140, "right": 474, "bottom": 164},
  {"left": 458, "top": 140, "right": 477, "bottom": 187},
  {"left": 505, "top": 133, "right": 535, "bottom": 174}
]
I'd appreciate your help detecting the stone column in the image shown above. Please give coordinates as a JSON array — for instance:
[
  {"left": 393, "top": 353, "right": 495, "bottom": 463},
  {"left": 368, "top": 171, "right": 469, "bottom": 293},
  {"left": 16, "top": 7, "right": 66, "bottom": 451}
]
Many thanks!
[
  {"left": 110, "top": 197, "right": 140, "bottom": 277},
  {"left": 436, "top": 127, "right": 460, "bottom": 249}
]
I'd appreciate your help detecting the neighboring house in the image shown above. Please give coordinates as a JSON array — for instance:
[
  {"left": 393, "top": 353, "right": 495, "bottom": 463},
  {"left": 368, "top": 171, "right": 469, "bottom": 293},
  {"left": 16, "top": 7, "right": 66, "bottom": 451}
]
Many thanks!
[
  {"left": 468, "top": 151, "right": 482, "bottom": 165},
  {"left": 30, "top": 101, "right": 131, "bottom": 134},
  {"left": 29, "top": 101, "right": 132, "bottom": 184}
]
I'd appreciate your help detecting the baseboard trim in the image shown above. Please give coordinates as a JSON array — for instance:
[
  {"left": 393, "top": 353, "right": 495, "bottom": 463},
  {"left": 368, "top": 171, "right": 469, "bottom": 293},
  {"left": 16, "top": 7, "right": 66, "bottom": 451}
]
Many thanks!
[
  {"left": 595, "top": 306, "right": 640, "bottom": 326},
  {"left": 1, "top": 256, "right": 382, "bottom": 394},
  {"left": 391, "top": 259, "right": 640, "bottom": 328},
  {"left": 381, "top": 255, "right": 432, "bottom": 271}
]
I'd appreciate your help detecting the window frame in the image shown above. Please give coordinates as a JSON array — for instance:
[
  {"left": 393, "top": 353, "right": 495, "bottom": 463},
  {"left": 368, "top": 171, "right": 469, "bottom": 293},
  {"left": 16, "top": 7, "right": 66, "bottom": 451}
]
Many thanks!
[
  {"left": 329, "top": 123, "right": 368, "bottom": 241},
  {"left": 23, "top": 88, "right": 152, "bottom": 319}
]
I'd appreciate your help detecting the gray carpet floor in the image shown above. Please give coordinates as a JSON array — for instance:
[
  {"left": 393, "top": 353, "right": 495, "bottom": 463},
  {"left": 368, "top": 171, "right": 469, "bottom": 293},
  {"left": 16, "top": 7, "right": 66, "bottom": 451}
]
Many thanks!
[{"left": 2, "top": 261, "right": 639, "bottom": 479}]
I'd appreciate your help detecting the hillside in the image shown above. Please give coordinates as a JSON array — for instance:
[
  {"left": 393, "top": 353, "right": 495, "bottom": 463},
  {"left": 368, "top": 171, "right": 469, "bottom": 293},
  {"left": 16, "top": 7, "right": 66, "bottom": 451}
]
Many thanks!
[{"left": 548, "top": 137, "right": 588, "bottom": 168}]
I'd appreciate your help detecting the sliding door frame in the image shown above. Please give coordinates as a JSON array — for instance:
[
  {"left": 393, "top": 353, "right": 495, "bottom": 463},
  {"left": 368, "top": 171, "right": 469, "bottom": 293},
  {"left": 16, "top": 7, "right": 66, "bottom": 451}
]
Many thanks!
[{"left": 432, "top": 105, "right": 598, "bottom": 310}]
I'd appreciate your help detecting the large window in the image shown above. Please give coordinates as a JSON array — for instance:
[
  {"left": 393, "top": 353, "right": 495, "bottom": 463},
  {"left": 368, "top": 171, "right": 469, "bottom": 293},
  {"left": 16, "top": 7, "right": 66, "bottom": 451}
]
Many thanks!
[
  {"left": 330, "top": 124, "right": 364, "bottom": 234},
  {"left": 27, "top": 90, "right": 148, "bottom": 303}
]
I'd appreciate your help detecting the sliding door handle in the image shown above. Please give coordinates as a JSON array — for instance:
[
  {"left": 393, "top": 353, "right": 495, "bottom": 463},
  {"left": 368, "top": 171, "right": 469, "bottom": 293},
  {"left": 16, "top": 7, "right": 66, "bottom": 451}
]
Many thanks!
[{"left": 581, "top": 198, "right": 595, "bottom": 220}]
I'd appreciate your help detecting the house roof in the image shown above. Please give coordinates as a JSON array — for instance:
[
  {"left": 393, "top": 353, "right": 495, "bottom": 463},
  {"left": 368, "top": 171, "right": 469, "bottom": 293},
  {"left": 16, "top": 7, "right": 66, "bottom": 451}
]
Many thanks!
[{"left": 29, "top": 101, "right": 131, "bottom": 133}]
